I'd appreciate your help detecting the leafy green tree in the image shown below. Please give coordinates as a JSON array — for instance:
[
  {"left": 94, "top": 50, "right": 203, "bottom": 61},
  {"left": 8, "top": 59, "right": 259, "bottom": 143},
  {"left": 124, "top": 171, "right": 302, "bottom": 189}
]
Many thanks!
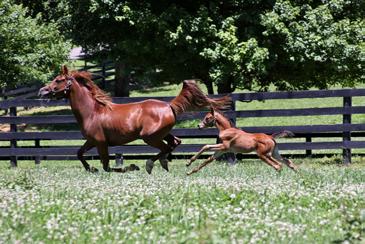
[
  {"left": 0, "top": 0, "right": 70, "bottom": 89},
  {"left": 261, "top": 0, "right": 365, "bottom": 90},
  {"left": 31, "top": 0, "right": 364, "bottom": 94}
]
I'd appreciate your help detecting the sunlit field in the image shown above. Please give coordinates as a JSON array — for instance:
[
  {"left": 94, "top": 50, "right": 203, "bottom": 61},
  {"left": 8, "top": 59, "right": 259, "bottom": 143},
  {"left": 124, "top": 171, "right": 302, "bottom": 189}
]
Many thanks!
[{"left": 0, "top": 160, "right": 364, "bottom": 243}]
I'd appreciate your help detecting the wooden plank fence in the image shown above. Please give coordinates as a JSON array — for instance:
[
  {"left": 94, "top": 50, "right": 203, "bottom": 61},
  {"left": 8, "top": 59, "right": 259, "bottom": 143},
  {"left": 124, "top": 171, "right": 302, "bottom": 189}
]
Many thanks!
[{"left": 1, "top": 88, "right": 365, "bottom": 167}]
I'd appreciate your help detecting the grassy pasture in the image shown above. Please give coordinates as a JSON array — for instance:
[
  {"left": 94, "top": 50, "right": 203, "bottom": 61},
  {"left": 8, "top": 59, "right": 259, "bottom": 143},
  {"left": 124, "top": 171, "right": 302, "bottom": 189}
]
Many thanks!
[{"left": 0, "top": 160, "right": 364, "bottom": 243}]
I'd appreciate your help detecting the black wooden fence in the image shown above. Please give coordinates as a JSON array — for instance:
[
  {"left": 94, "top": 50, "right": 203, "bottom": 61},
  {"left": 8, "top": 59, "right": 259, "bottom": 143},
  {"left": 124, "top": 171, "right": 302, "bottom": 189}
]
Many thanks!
[{"left": 1, "top": 88, "right": 365, "bottom": 167}]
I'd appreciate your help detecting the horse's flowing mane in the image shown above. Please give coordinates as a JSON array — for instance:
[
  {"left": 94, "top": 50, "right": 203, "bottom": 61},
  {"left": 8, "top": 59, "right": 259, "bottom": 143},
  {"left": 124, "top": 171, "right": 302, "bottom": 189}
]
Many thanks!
[
  {"left": 170, "top": 80, "right": 232, "bottom": 115},
  {"left": 71, "top": 70, "right": 112, "bottom": 109}
]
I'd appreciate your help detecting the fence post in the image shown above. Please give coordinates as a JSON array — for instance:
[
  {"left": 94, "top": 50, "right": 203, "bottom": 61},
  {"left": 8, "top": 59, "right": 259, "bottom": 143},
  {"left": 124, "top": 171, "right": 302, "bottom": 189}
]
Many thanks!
[
  {"left": 10, "top": 106, "right": 17, "bottom": 167},
  {"left": 35, "top": 139, "right": 41, "bottom": 165},
  {"left": 343, "top": 96, "right": 352, "bottom": 164},
  {"left": 305, "top": 135, "right": 312, "bottom": 156},
  {"left": 115, "top": 153, "right": 123, "bottom": 167}
]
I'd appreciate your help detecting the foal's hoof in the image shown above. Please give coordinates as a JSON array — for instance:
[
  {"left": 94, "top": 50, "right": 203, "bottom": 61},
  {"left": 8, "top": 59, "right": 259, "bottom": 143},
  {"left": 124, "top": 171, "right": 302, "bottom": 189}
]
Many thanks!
[
  {"left": 160, "top": 160, "right": 169, "bottom": 172},
  {"left": 146, "top": 159, "right": 154, "bottom": 174},
  {"left": 186, "top": 160, "right": 192, "bottom": 167},
  {"left": 130, "top": 164, "right": 140, "bottom": 171}
]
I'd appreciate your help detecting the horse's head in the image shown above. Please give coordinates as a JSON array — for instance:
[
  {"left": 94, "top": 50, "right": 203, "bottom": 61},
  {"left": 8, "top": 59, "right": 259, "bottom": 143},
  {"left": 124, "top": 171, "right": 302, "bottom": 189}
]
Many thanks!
[
  {"left": 38, "top": 65, "right": 73, "bottom": 99},
  {"left": 198, "top": 107, "right": 216, "bottom": 129}
]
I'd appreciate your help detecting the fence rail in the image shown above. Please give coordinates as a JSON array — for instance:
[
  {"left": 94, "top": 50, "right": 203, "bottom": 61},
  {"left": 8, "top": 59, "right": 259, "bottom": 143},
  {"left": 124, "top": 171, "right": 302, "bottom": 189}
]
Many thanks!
[{"left": 1, "top": 88, "right": 365, "bottom": 167}]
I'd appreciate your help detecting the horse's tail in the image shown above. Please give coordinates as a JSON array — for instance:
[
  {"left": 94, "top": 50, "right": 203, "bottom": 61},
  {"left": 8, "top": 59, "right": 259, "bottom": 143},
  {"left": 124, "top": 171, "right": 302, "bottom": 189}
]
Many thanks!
[
  {"left": 272, "top": 130, "right": 295, "bottom": 139},
  {"left": 170, "top": 80, "right": 232, "bottom": 116}
]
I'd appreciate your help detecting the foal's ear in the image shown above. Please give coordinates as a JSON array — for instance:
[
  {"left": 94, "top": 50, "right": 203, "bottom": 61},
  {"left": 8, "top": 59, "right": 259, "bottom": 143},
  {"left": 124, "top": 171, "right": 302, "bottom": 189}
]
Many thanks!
[{"left": 61, "top": 65, "right": 69, "bottom": 75}]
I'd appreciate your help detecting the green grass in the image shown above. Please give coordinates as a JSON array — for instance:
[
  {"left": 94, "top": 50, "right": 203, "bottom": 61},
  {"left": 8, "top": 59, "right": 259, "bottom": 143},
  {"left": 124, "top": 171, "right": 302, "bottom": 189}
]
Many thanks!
[{"left": 0, "top": 159, "right": 364, "bottom": 243}]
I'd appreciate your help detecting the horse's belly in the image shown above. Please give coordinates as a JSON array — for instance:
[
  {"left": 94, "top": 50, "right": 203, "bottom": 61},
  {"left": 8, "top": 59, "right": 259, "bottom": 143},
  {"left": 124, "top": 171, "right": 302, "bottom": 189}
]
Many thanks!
[
  {"left": 229, "top": 139, "right": 256, "bottom": 153},
  {"left": 106, "top": 131, "right": 140, "bottom": 146}
]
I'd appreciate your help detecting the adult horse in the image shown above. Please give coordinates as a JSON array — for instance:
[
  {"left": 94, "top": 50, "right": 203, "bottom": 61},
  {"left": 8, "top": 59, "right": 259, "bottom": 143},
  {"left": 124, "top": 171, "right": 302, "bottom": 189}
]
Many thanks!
[{"left": 38, "top": 65, "right": 231, "bottom": 174}]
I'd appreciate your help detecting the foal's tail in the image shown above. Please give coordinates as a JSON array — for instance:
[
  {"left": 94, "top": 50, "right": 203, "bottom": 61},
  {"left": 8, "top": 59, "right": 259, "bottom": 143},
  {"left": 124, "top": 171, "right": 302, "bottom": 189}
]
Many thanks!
[
  {"left": 170, "top": 80, "right": 232, "bottom": 116},
  {"left": 272, "top": 130, "right": 295, "bottom": 139}
]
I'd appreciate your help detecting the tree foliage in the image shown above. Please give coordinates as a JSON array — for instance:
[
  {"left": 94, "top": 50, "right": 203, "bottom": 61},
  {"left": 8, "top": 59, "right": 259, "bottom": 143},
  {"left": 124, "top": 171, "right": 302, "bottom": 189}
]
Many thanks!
[
  {"left": 261, "top": 0, "right": 365, "bottom": 90},
  {"left": 0, "top": 0, "right": 70, "bottom": 89},
  {"left": 22, "top": 0, "right": 365, "bottom": 94}
]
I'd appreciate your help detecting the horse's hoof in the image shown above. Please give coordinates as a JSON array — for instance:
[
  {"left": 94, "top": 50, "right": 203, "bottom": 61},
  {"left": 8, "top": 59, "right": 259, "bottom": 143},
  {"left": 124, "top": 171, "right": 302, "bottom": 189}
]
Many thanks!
[
  {"left": 146, "top": 159, "right": 153, "bottom": 174},
  {"left": 89, "top": 167, "right": 99, "bottom": 173},
  {"left": 130, "top": 164, "right": 140, "bottom": 171},
  {"left": 160, "top": 160, "right": 169, "bottom": 172},
  {"left": 186, "top": 160, "right": 192, "bottom": 167},
  {"left": 186, "top": 171, "right": 193, "bottom": 176}
]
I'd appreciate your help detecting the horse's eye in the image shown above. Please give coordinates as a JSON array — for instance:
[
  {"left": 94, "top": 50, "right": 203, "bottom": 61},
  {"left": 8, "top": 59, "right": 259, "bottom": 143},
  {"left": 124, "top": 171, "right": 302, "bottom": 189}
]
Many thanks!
[{"left": 55, "top": 79, "right": 63, "bottom": 83}]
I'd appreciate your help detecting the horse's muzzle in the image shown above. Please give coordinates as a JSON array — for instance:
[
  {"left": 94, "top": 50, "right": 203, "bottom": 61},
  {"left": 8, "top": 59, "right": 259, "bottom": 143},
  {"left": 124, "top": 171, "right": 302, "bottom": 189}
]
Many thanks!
[{"left": 38, "top": 86, "right": 51, "bottom": 98}]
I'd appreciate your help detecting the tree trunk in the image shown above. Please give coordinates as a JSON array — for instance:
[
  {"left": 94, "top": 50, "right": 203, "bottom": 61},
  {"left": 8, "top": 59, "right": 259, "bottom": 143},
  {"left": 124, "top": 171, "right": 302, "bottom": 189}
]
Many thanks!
[
  {"left": 204, "top": 80, "right": 214, "bottom": 95},
  {"left": 114, "top": 61, "right": 130, "bottom": 97},
  {"left": 217, "top": 75, "right": 234, "bottom": 94}
]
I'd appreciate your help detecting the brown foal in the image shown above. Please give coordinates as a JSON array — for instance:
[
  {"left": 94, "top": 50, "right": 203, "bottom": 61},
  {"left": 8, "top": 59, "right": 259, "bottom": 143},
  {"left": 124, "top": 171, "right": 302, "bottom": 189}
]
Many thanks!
[
  {"left": 39, "top": 66, "right": 231, "bottom": 174},
  {"left": 186, "top": 108, "right": 298, "bottom": 175}
]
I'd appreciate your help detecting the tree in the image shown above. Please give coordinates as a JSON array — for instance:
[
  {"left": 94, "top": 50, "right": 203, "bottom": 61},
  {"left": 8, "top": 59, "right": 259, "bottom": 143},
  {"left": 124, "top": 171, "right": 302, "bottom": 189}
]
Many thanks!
[
  {"left": 260, "top": 0, "right": 365, "bottom": 90},
  {"left": 33, "top": 0, "right": 364, "bottom": 94},
  {"left": 0, "top": 0, "right": 70, "bottom": 89}
]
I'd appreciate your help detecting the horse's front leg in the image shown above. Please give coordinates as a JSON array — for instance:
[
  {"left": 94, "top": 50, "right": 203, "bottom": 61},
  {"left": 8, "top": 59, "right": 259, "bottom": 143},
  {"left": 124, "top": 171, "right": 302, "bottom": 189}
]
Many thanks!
[
  {"left": 187, "top": 151, "right": 224, "bottom": 175},
  {"left": 186, "top": 143, "right": 225, "bottom": 167},
  {"left": 97, "top": 143, "right": 111, "bottom": 172},
  {"left": 77, "top": 140, "right": 98, "bottom": 172}
]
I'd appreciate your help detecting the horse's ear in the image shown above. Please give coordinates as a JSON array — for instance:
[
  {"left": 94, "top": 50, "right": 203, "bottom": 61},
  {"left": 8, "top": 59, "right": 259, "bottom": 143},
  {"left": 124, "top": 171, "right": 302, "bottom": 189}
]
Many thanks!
[
  {"left": 61, "top": 65, "right": 69, "bottom": 75},
  {"left": 210, "top": 106, "right": 215, "bottom": 115}
]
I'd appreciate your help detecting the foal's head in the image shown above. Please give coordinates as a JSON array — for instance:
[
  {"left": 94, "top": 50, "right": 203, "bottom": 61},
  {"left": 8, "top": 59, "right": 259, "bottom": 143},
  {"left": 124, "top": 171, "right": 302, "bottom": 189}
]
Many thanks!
[
  {"left": 38, "top": 65, "right": 73, "bottom": 99},
  {"left": 198, "top": 107, "right": 217, "bottom": 129}
]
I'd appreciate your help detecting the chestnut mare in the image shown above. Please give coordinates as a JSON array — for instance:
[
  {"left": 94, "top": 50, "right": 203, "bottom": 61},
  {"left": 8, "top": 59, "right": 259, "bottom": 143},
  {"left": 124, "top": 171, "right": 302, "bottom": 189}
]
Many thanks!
[
  {"left": 39, "top": 66, "right": 231, "bottom": 174},
  {"left": 186, "top": 108, "right": 298, "bottom": 175}
]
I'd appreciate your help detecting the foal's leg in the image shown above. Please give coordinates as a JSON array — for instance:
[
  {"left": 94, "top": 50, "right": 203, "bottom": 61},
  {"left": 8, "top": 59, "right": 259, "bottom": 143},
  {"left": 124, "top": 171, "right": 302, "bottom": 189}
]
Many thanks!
[
  {"left": 186, "top": 143, "right": 226, "bottom": 166},
  {"left": 187, "top": 151, "right": 224, "bottom": 175},
  {"left": 144, "top": 139, "right": 172, "bottom": 174},
  {"left": 272, "top": 145, "right": 298, "bottom": 171},
  {"left": 77, "top": 140, "right": 98, "bottom": 172},
  {"left": 258, "top": 154, "right": 282, "bottom": 171}
]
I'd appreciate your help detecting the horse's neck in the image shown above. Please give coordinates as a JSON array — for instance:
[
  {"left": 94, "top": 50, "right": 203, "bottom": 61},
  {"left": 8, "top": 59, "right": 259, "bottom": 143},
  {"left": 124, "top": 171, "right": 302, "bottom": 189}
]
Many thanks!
[
  {"left": 215, "top": 114, "right": 232, "bottom": 131},
  {"left": 68, "top": 83, "right": 96, "bottom": 125}
]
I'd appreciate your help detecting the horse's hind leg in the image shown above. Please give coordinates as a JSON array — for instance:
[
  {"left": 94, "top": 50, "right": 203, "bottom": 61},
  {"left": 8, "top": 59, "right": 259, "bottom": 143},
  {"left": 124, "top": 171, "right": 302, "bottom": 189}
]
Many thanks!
[
  {"left": 144, "top": 139, "right": 172, "bottom": 174},
  {"left": 163, "top": 133, "right": 181, "bottom": 161},
  {"left": 164, "top": 133, "right": 181, "bottom": 149},
  {"left": 78, "top": 140, "right": 98, "bottom": 172},
  {"left": 272, "top": 145, "right": 298, "bottom": 171}
]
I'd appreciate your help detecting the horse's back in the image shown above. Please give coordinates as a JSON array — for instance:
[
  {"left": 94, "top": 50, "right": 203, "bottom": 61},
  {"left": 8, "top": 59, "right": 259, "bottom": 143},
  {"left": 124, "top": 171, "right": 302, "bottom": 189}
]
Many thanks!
[{"left": 112, "top": 99, "right": 175, "bottom": 137}]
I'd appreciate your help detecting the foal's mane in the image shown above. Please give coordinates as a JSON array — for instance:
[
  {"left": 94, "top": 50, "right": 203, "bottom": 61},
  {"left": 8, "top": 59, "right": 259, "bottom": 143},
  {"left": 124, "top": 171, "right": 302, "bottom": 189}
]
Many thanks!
[
  {"left": 70, "top": 70, "right": 112, "bottom": 109},
  {"left": 213, "top": 109, "right": 235, "bottom": 128}
]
